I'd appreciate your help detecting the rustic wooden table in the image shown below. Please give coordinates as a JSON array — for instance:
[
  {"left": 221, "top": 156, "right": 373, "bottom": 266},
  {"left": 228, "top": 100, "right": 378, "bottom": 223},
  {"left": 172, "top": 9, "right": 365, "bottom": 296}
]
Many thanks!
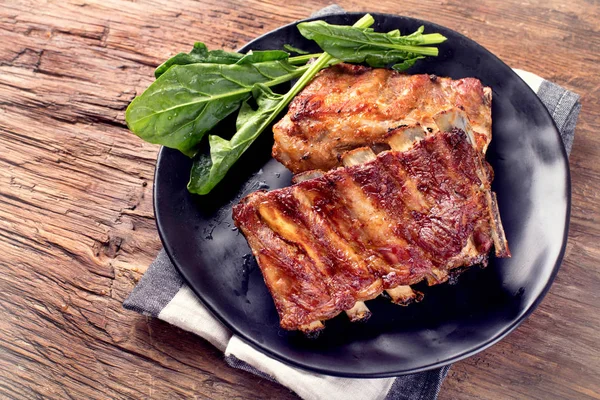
[{"left": 1, "top": 0, "right": 599, "bottom": 398}]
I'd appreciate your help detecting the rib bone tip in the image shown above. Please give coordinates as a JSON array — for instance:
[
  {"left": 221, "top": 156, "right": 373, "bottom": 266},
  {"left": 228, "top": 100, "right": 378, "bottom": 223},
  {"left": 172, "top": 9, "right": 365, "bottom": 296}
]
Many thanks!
[
  {"left": 386, "top": 286, "right": 424, "bottom": 306},
  {"left": 300, "top": 320, "right": 325, "bottom": 338},
  {"left": 345, "top": 301, "right": 372, "bottom": 323}
]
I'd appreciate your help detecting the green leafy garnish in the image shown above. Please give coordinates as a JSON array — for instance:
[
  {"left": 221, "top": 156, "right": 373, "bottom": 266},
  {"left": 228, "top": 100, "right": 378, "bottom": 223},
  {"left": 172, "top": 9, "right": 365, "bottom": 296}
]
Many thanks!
[
  {"left": 126, "top": 57, "right": 306, "bottom": 156},
  {"left": 392, "top": 56, "right": 425, "bottom": 71},
  {"left": 235, "top": 50, "right": 290, "bottom": 64},
  {"left": 125, "top": 14, "right": 448, "bottom": 193},
  {"left": 296, "top": 22, "right": 446, "bottom": 69},
  {"left": 154, "top": 42, "right": 243, "bottom": 78}
]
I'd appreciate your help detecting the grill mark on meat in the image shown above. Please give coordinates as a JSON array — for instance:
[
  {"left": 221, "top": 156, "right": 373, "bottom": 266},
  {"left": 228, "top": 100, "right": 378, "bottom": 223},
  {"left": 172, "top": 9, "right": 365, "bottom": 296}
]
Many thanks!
[
  {"left": 292, "top": 187, "right": 383, "bottom": 300},
  {"left": 347, "top": 157, "right": 437, "bottom": 283},
  {"left": 415, "top": 134, "right": 478, "bottom": 259},
  {"left": 361, "top": 151, "right": 465, "bottom": 267},
  {"left": 302, "top": 178, "right": 396, "bottom": 284},
  {"left": 377, "top": 155, "right": 451, "bottom": 267},
  {"left": 257, "top": 194, "right": 352, "bottom": 310},
  {"left": 260, "top": 189, "right": 383, "bottom": 311},
  {"left": 236, "top": 202, "right": 337, "bottom": 328},
  {"left": 416, "top": 135, "right": 492, "bottom": 262},
  {"left": 327, "top": 169, "right": 421, "bottom": 287}
]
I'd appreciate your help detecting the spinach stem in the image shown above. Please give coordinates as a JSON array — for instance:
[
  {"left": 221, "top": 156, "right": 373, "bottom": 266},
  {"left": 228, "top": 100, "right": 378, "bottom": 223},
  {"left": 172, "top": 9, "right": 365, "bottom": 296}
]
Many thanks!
[
  {"left": 289, "top": 53, "right": 323, "bottom": 64},
  {"left": 264, "top": 65, "right": 310, "bottom": 86},
  {"left": 420, "top": 33, "right": 447, "bottom": 45}
]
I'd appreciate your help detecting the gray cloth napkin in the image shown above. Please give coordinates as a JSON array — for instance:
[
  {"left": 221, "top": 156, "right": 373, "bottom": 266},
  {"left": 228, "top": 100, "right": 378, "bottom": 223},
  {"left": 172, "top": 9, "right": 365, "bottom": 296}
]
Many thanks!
[{"left": 124, "top": 7, "right": 581, "bottom": 400}]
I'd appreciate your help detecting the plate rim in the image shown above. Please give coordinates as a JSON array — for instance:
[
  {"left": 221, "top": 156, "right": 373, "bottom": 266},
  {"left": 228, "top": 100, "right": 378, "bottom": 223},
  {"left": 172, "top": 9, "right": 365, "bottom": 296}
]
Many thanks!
[{"left": 153, "top": 11, "right": 571, "bottom": 378}]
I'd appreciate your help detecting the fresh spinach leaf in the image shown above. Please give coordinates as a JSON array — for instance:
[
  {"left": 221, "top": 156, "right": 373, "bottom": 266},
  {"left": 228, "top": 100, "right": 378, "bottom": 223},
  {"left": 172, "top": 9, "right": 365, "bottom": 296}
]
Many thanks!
[
  {"left": 297, "top": 21, "right": 446, "bottom": 67},
  {"left": 154, "top": 42, "right": 242, "bottom": 78},
  {"left": 235, "top": 50, "right": 290, "bottom": 64},
  {"left": 126, "top": 58, "right": 307, "bottom": 156},
  {"left": 392, "top": 55, "right": 425, "bottom": 71}
]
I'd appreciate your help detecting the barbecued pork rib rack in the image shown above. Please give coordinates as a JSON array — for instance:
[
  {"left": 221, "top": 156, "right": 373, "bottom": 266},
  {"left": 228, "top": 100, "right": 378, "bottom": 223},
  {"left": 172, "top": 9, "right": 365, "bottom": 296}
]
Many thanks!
[
  {"left": 273, "top": 63, "right": 493, "bottom": 174},
  {"left": 233, "top": 109, "right": 510, "bottom": 334}
]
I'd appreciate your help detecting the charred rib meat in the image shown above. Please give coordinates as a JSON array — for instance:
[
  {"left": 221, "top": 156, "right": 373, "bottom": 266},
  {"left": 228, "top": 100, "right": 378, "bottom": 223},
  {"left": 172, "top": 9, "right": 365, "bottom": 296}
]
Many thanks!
[
  {"left": 272, "top": 63, "right": 492, "bottom": 173},
  {"left": 233, "top": 127, "right": 510, "bottom": 333}
]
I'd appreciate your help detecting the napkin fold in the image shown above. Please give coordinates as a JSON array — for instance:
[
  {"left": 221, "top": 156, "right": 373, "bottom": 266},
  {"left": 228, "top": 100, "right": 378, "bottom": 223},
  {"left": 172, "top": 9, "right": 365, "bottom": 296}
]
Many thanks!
[{"left": 124, "top": 9, "right": 581, "bottom": 400}]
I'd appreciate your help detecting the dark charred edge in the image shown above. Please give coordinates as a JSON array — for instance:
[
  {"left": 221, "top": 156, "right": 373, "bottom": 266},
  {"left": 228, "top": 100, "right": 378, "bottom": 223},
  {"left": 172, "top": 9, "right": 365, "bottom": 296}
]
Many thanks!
[
  {"left": 304, "top": 330, "right": 322, "bottom": 339},
  {"left": 383, "top": 285, "right": 426, "bottom": 306},
  {"left": 299, "top": 322, "right": 325, "bottom": 339},
  {"left": 391, "top": 289, "right": 424, "bottom": 306},
  {"left": 347, "top": 309, "right": 372, "bottom": 323},
  {"left": 483, "top": 86, "right": 493, "bottom": 107},
  {"left": 448, "top": 266, "right": 474, "bottom": 285},
  {"left": 414, "top": 290, "right": 425, "bottom": 302},
  {"left": 380, "top": 290, "right": 424, "bottom": 306},
  {"left": 489, "top": 191, "right": 511, "bottom": 258}
]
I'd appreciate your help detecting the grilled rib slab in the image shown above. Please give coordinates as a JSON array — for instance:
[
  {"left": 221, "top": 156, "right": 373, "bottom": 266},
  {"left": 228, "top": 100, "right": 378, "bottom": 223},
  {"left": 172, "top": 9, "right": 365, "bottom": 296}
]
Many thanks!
[
  {"left": 272, "top": 63, "right": 492, "bottom": 173},
  {"left": 233, "top": 129, "right": 510, "bottom": 333}
]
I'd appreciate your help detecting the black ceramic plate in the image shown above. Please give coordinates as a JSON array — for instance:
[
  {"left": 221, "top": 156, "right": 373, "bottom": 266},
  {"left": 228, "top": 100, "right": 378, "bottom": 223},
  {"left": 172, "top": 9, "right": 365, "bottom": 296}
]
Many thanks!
[{"left": 154, "top": 13, "right": 570, "bottom": 377}]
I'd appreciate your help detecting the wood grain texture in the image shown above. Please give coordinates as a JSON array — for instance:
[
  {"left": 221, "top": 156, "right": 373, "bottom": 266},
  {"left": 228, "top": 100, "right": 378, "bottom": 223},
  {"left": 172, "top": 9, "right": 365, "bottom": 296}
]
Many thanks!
[{"left": 0, "top": 0, "right": 598, "bottom": 399}]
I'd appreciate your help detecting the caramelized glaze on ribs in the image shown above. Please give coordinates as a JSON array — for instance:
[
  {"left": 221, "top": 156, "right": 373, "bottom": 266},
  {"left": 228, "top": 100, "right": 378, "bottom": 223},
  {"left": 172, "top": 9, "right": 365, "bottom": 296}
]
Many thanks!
[
  {"left": 233, "top": 129, "right": 510, "bottom": 332},
  {"left": 272, "top": 63, "right": 492, "bottom": 173}
]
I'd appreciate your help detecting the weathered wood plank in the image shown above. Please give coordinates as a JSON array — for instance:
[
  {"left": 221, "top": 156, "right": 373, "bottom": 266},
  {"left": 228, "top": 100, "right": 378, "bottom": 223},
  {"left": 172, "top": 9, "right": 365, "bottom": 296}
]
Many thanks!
[{"left": 0, "top": 0, "right": 598, "bottom": 399}]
